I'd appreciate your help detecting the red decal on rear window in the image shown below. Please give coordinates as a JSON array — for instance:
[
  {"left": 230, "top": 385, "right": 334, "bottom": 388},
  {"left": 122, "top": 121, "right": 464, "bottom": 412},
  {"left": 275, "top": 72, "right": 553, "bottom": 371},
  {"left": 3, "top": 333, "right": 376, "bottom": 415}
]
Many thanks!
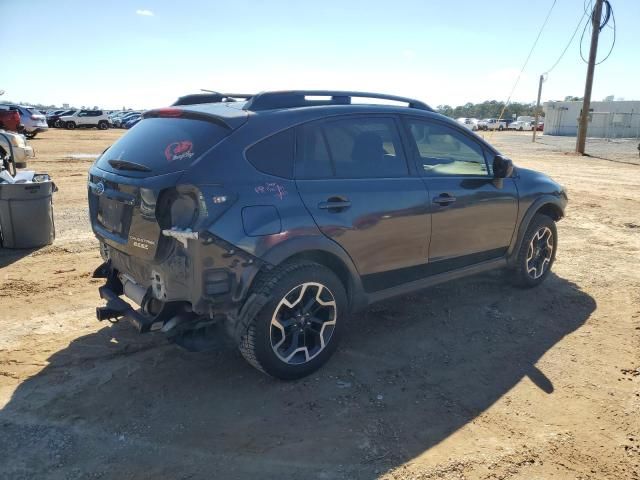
[{"left": 164, "top": 140, "right": 194, "bottom": 162}]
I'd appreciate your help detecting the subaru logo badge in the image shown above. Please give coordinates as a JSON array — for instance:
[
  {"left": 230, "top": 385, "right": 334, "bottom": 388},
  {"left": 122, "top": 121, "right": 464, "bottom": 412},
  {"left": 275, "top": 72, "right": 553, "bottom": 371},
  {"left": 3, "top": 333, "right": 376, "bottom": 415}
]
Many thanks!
[{"left": 93, "top": 181, "right": 105, "bottom": 196}]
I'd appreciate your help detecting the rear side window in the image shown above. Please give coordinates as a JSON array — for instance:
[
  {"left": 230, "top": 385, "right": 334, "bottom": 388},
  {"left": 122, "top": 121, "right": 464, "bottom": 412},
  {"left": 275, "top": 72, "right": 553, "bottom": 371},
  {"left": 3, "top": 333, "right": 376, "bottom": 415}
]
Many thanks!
[
  {"left": 297, "top": 123, "right": 333, "bottom": 178},
  {"left": 96, "top": 118, "right": 229, "bottom": 176},
  {"left": 246, "top": 128, "right": 294, "bottom": 178},
  {"left": 297, "top": 117, "right": 408, "bottom": 179}
]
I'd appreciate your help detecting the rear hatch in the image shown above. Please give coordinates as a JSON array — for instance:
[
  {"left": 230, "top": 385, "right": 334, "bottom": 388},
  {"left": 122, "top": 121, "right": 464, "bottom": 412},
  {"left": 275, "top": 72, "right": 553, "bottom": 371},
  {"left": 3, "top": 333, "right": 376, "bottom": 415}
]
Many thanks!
[
  {"left": 25, "top": 108, "right": 47, "bottom": 126},
  {"left": 89, "top": 108, "right": 245, "bottom": 260}
]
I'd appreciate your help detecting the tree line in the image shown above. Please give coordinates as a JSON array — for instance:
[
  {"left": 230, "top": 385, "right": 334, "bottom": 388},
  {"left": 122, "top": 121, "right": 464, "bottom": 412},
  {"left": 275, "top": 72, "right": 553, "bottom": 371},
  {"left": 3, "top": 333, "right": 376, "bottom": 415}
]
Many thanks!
[
  {"left": 435, "top": 100, "right": 540, "bottom": 120},
  {"left": 436, "top": 96, "right": 588, "bottom": 120}
]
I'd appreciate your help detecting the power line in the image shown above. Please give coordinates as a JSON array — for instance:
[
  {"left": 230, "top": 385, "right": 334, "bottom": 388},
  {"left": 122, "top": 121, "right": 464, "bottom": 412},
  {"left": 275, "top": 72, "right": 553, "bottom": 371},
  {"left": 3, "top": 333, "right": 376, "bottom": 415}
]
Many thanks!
[
  {"left": 545, "top": 7, "right": 591, "bottom": 74},
  {"left": 494, "top": 0, "right": 557, "bottom": 126},
  {"left": 580, "top": 0, "right": 616, "bottom": 65}
]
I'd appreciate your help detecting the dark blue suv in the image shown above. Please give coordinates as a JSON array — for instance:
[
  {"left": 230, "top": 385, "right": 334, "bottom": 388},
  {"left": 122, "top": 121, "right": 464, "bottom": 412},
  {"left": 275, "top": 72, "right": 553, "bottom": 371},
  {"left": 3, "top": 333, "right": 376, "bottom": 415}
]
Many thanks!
[{"left": 89, "top": 90, "right": 567, "bottom": 379}]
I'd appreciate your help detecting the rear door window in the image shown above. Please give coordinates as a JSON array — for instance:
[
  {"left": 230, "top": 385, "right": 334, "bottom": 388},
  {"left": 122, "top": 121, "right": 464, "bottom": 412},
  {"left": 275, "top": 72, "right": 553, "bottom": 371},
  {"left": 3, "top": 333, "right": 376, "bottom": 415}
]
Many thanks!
[
  {"left": 96, "top": 117, "right": 229, "bottom": 176},
  {"left": 296, "top": 116, "right": 408, "bottom": 179}
]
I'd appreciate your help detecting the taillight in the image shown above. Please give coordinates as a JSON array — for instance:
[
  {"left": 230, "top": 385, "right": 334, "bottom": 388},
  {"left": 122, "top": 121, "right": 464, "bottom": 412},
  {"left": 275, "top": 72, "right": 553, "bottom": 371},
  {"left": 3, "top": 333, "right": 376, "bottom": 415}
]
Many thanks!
[
  {"left": 150, "top": 108, "right": 183, "bottom": 118},
  {"left": 157, "top": 186, "right": 207, "bottom": 231}
]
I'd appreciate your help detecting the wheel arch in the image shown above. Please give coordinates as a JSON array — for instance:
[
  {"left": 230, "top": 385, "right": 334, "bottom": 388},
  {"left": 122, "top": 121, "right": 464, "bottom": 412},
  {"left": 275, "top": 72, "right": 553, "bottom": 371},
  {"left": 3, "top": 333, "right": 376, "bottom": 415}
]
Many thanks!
[
  {"left": 256, "top": 237, "right": 366, "bottom": 312},
  {"left": 508, "top": 197, "right": 565, "bottom": 266}
]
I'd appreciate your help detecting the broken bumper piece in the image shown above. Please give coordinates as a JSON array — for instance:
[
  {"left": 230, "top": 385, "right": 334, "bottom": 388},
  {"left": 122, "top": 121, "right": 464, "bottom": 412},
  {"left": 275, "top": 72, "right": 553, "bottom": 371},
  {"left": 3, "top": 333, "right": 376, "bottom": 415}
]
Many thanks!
[{"left": 96, "top": 285, "right": 158, "bottom": 333}]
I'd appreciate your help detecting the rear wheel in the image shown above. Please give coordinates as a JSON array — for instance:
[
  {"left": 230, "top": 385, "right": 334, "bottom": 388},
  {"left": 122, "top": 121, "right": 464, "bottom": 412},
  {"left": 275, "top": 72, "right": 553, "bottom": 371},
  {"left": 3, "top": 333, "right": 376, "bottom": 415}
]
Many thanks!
[
  {"left": 239, "top": 262, "right": 347, "bottom": 380},
  {"left": 65, "top": 121, "right": 76, "bottom": 130},
  {"left": 25, "top": 132, "right": 36, "bottom": 139},
  {"left": 510, "top": 214, "right": 557, "bottom": 287},
  {"left": 98, "top": 121, "right": 108, "bottom": 130}
]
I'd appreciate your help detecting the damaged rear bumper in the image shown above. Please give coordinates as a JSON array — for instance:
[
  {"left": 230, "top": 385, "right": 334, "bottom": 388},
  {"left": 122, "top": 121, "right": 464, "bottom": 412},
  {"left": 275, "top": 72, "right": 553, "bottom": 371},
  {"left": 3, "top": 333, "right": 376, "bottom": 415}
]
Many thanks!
[
  {"left": 93, "top": 231, "right": 267, "bottom": 342},
  {"left": 94, "top": 263, "right": 186, "bottom": 333}
]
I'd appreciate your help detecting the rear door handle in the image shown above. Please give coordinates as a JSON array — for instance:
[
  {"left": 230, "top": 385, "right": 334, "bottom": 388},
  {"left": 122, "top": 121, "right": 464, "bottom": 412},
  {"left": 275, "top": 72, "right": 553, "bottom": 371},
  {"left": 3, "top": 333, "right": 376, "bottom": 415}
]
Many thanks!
[
  {"left": 318, "top": 197, "right": 351, "bottom": 211},
  {"left": 433, "top": 194, "right": 457, "bottom": 205}
]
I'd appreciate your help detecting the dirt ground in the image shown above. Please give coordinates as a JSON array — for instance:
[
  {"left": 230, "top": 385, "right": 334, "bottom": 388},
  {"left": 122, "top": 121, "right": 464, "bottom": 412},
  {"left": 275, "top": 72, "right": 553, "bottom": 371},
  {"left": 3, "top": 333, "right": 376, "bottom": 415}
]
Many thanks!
[{"left": 0, "top": 129, "right": 638, "bottom": 480}]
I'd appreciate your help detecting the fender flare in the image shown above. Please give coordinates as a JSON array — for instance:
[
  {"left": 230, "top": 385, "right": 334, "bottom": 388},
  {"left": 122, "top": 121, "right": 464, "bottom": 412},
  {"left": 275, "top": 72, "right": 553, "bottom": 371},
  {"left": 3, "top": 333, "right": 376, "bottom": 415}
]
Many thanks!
[
  {"left": 258, "top": 235, "right": 366, "bottom": 310},
  {"left": 507, "top": 195, "right": 565, "bottom": 266}
]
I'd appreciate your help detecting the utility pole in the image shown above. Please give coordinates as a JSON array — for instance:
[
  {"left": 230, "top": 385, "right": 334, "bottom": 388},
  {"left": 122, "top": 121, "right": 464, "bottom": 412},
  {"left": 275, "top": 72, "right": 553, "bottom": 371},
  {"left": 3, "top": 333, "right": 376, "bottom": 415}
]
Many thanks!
[
  {"left": 532, "top": 74, "right": 544, "bottom": 142},
  {"left": 576, "top": 0, "right": 604, "bottom": 154}
]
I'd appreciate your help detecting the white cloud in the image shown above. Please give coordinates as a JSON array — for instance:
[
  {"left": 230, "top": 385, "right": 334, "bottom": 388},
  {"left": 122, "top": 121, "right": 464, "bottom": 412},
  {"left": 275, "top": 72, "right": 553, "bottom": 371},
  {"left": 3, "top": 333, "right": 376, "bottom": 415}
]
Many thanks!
[{"left": 136, "top": 9, "right": 154, "bottom": 16}]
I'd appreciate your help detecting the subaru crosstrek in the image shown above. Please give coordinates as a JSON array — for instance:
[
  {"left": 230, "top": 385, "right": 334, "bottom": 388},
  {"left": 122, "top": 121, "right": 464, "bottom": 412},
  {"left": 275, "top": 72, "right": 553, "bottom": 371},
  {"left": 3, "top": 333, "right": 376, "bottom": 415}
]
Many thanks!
[{"left": 89, "top": 90, "right": 567, "bottom": 379}]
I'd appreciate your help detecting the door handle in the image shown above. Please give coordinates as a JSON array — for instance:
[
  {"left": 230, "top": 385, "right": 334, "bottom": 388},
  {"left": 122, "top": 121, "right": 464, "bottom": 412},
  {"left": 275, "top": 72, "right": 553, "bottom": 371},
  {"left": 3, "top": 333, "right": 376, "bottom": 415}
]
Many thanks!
[
  {"left": 433, "top": 194, "right": 457, "bottom": 205},
  {"left": 318, "top": 197, "right": 351, "bottom": 211}
]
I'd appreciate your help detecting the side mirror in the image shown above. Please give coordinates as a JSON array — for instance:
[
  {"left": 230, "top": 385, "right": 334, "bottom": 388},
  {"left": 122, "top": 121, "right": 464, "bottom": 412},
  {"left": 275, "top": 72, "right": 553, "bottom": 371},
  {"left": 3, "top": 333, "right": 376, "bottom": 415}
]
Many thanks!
[{"left": 493, "top": 155, "right": 514, "bottom": 178}]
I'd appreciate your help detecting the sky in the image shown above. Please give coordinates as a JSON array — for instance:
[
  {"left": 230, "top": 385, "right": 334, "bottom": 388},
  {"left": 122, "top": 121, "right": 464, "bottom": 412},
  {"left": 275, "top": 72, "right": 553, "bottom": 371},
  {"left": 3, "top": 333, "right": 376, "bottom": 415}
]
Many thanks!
[{"left": 1, "top": 0, "right": 637, "bottom": 110}]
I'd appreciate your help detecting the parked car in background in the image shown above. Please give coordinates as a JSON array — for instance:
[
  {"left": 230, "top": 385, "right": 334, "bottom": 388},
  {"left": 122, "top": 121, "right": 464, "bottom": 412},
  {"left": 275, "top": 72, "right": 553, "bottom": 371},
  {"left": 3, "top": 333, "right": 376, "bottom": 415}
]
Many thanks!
[
  {"left": 516, "top": 116, "right": 534, "bottom": 124},
  {"left": 0, "top": 105, "right": 48, "bottom": 138},
  {"left": 48, "top": 109, "right": 77, "bottom": 127},
  {"left": 59, "top": 110, "right": 110, "bottom": 130},
  {"left": 0, "top": 129, "right": 34, "bottom": 168},
  {"left": 531, "top": 120, "right": 544, "bottom": 131},
  {"left": 509, "top": 120, "right": 527, "bottom": 131},
  {"left": 456, "top": 117, "right": 479, "bottom": 131},
  {"left": 481, "top": 118, "right": 507, "bottom": 131},
  {"left": 108, "top": 111, "right": 130, "bottom": 127},
  {"left": 46, "top": 110, "right": 64, "bottom": 126},
  {"left": 114, "top": 111, "right": 141, "bottom": 128},
  {"left": 123, "top": 113, "right": 142, "bottom": 129},
  {"left": 0, "top": 108, "right": 22, "bottom": 132}
]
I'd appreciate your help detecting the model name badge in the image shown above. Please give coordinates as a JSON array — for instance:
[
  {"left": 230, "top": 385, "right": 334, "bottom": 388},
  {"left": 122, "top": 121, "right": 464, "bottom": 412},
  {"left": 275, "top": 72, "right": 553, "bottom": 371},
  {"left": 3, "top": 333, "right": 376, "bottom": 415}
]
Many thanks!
[{"left": 130, "top": 236, "right": 155, "bottom": 250}]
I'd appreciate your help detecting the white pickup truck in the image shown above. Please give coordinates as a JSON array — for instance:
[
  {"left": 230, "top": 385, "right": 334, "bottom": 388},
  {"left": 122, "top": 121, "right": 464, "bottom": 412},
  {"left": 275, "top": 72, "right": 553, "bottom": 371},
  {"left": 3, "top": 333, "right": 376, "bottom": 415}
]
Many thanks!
[
  {"left": 480, "top": 118, "right": 508, "bottom": 131},
  {"left": 59, "top": 109, "right": 110, "bottom": 130}
]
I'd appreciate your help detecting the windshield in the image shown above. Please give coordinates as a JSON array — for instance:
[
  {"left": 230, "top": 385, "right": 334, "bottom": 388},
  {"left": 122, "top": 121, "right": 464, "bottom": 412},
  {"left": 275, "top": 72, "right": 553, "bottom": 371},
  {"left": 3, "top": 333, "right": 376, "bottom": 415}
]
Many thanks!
[{"left": 96, "top": 117, "right": 229, "bottom": 176}]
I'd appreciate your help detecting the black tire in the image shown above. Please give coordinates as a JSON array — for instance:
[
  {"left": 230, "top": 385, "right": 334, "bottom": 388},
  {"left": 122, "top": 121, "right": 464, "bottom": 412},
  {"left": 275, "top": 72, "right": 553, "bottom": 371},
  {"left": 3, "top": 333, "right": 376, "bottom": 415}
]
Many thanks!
[
  {"left": 66, "top": 121, "right": 76, "bottom": 130},
  {"left": 54, "top": 119, "right": 62, "bottom": 128},
  {"left": 239, "top": 261, "right": 347, "bottom": 380},
  {"left": 510, "top": 214, "right": 557, "bottom": 288},
  {"left": 98, "top": 121, "right": 108, "bottom": 130},
  {"left": 25, "top": 132, "right": 36, "bottom": 139},
  {"left": 498, "top": 125, "right": 504, "bottom": 131}
]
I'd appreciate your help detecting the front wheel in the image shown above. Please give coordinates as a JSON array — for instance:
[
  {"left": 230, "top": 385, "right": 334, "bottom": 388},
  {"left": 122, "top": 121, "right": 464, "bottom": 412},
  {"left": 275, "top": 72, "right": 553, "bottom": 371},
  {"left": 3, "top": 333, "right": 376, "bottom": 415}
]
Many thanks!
[
  {"left": 65, "top": 121, "right": 76, "bottom": 130},
  {"left": 510, "top": 214, "right": 557, "bottom": 287},
  {"left": 239, "top": 262, "right": 347, "bottom": 380},
  {"left": 98, "top": 121, "right": 109, "bottom": 130},
  {"left": 25, "top": 132, "right": 36, "bottom": 139}
]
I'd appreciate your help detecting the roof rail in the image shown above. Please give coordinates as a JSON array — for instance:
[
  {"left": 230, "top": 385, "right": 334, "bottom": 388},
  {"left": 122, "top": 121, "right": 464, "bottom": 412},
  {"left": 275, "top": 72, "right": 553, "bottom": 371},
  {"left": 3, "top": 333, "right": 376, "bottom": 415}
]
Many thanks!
[{"left": 243, "top": 90, "right": 432, "bottom": 112}]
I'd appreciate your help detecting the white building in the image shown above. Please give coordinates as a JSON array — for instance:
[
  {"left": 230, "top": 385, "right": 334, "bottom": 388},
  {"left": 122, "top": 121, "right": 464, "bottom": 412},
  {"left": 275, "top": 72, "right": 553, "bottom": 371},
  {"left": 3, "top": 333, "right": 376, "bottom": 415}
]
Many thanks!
[{"left": 543, "top": 100, "right": 640, "bottom": 138}]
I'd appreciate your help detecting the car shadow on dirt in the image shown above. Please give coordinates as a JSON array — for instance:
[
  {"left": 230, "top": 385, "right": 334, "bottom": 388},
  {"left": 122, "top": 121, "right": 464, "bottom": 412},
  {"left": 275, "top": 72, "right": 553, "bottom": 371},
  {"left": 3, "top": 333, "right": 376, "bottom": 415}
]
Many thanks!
[
  {"left": 0, "top": 247, "right": 40, "bottom": 268},
  {"left": 0, "top": 271, "right": 596, "bottom": 479}
]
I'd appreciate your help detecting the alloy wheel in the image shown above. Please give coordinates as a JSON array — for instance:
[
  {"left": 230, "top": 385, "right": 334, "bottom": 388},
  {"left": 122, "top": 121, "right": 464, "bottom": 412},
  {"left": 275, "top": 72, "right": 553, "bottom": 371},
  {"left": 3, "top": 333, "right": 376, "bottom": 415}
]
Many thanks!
[
  {"left": 526, "top": 226, "right": 554, "bottom": 279},
  {"left": 270, "top": 282, "right": 337, "bottom": 365}
]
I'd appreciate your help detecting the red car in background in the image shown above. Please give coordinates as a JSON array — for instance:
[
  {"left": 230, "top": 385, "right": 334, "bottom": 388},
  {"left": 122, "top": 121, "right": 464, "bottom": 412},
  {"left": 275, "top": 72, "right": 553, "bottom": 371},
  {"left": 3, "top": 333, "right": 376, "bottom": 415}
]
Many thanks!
[{"left": 0, "top": 109, "right": 22, "bottom": 132}]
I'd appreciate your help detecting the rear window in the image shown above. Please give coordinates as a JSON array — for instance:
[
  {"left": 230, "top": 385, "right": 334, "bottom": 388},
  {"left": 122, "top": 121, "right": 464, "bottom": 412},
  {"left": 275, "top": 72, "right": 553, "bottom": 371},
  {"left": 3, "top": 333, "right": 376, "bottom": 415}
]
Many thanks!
[{"left": 96, "top": 117, "right": 229, "bottom": 176}]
